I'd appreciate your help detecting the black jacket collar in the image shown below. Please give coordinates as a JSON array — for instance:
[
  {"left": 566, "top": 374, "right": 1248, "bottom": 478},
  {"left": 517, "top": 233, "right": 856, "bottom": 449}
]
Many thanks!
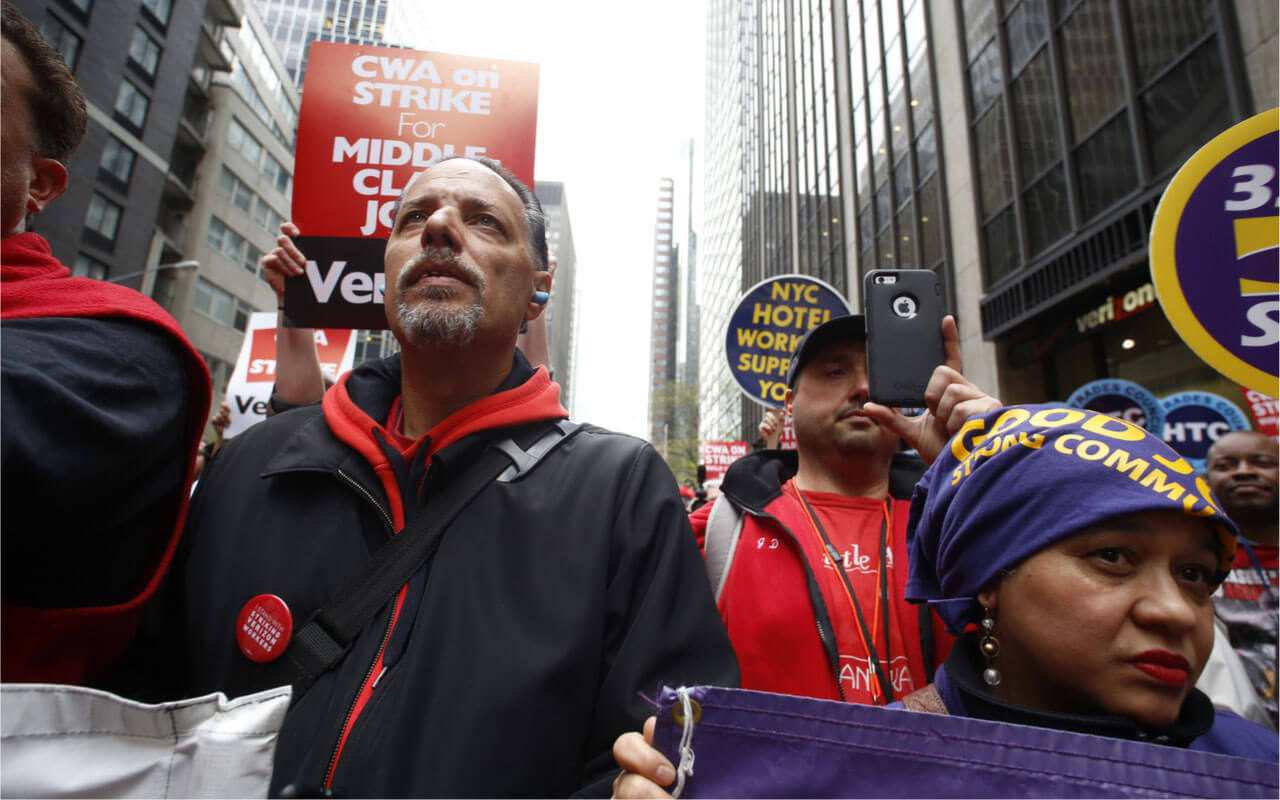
[
  {"left": 720, "top": 448, "right": 926, "bottom": 513},
  {"left": 942, "top": 632, "right": 1214, "bottom": 747}
]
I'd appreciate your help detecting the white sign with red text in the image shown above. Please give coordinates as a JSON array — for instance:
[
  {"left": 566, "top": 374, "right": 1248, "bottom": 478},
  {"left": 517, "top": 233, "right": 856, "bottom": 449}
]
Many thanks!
[
  {"left": 702, "top": 441, "right": 749, "bottom": 482},
  {"left": 224, "top": 312, "right": 357, "bottom": 437}
]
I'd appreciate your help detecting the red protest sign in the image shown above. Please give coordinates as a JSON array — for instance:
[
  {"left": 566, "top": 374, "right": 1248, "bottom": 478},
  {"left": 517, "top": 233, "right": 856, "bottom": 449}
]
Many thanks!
[
  {"left": 245, "top": 326, "right": 357, "bottom": 383},
  {"left": 1241, "top": 386, "right": 1280, "bottom": 439},
  {"left": 285, "top": 42, "right": 539, "bottom": 329},
  {"left": 701, "top": 441, "right": 749, "bottom": 482},
  {"left": 779, "top": 413, "right": 797, "bottom": 450}
]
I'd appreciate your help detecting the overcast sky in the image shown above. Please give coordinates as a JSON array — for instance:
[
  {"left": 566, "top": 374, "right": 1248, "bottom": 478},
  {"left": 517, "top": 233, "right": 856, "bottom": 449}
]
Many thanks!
[{"left": 410, "top": 1, "right": 709, "bottom": 438}]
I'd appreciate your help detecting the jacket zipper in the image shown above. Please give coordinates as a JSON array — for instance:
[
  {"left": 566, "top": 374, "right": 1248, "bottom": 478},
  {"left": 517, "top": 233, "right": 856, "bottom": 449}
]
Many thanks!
[
  {"left": 321, "top": 469, "right": 399, "bottom": 790},
  {"left": 744, "top": 507, "right": 847, "bottom": 702}
]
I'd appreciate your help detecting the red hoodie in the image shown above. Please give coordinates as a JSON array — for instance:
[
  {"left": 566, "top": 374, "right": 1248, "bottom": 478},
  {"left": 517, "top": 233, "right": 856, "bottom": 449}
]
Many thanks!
[{"left": 1, "top": 232, "right": 211, "bottom": 684}]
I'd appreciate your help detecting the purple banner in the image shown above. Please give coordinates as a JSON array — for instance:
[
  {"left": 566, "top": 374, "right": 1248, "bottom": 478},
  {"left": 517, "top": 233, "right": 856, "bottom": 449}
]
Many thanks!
[{"left": 653, "top": 685, "right": 1277, "bottom": 798}]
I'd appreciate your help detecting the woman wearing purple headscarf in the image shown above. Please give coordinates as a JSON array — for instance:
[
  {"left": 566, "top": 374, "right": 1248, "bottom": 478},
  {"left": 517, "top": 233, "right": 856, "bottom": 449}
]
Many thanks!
[
  {"left": 893, "top": 404, "right": 1273, "bottom": 759},
  {"left": 613, "top": 405, "right": 1275, "bottom": 799}
]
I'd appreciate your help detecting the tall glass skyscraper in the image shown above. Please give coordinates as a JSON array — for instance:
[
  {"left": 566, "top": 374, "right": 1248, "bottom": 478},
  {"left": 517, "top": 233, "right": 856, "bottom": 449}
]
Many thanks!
[
  {"left": 704, "top": 0, "right": 954, "bottom": 440},
  {"left": 251, "top": 0, "right": 391, "bottom": 87},
  {"left": 703, "top": 0, "right": 1274, "bottom": 439}
]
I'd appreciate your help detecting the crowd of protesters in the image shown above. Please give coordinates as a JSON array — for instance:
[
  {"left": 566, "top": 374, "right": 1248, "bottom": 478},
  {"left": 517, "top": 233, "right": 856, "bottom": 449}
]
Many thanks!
[{"left": 2, "top": 2, "right": 1276, "bottom": 796}]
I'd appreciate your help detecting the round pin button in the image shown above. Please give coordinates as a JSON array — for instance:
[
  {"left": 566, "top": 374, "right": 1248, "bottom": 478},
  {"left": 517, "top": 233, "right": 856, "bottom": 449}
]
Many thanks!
[{"left": 236, "top": 594, "right": 293, "bottom": 663}]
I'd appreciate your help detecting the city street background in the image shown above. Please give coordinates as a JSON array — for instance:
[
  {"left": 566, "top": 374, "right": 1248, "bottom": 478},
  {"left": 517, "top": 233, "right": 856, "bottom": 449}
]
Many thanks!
[{"left": 416, "top": 0, "right": 708, "bottom": 438}]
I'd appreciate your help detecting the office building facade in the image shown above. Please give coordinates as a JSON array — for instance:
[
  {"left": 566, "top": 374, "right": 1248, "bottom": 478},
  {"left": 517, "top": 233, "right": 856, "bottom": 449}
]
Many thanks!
[
  {"left": 534, "top": 180, "right": 578, "bottom": 414},
  {"left": 700, "top": 0, "right": 754, "bottom": 441},
  {"left": 250, "top": 0, "right": 387, "bottom": 87},
  {"left": 704, "top": 0, "right": 962, "bottom": 441},
  {"left": 703, "top": 0, "right": 1276, "bottom": 441},
  {"left": 648, "top": 178, "right": 681, "bottom": 450},
  {"left": 14, "top": 0, "right": 242, "bottom": 295},
  {"left": 954, "top": 0, "right": 1276, "bottom": 410},
  {"left": 156, "top": 1, "right": 299, "bottom": 401}
]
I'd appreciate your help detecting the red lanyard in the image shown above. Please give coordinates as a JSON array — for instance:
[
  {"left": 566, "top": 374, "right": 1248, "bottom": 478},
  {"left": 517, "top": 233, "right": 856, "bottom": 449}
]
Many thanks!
[{"left": 791, "top": 482, "right": 895, "bottom": 704}]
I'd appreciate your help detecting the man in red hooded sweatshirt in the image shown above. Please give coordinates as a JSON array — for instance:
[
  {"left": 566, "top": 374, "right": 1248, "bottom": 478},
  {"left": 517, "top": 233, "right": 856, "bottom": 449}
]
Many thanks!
[
  {"left": 0, "top": 2, "right": 210, "bottom": 685},
  {"left": 121, "top": 155, "right": 738, "bottom": 797}
]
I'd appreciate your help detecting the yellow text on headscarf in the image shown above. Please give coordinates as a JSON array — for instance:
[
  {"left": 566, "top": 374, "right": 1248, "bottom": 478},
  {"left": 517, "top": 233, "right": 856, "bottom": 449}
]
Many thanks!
[{"left": 947, "top": 407, "right": 1222, "bottom": 518}]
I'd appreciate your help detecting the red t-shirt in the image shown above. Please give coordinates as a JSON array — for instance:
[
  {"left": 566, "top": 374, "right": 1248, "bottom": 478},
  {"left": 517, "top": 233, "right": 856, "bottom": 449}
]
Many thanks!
[{"left": 714, "top": 479, "right": 943, "bottom": 704}]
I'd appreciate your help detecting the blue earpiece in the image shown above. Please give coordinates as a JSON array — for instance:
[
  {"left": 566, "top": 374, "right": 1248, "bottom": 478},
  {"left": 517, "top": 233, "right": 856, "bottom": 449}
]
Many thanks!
[{"left": 532, "top": 290, "right": 550, "bottom": 305}]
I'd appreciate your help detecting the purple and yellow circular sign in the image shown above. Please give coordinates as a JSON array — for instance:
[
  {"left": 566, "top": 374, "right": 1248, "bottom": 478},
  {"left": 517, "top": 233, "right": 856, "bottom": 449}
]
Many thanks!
[{"left": 1150, "top": 109, "right": 1279, "bottom": 397}]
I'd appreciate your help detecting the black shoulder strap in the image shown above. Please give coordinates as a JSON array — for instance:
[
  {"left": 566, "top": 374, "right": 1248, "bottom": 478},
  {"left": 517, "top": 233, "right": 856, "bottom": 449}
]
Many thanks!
[{"left": 272, "top": 420, "right": 580, "bottom": 702}]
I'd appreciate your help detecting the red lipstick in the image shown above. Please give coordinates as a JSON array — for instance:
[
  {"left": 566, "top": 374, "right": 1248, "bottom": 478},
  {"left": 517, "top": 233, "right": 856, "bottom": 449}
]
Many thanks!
[{"left": 1130, "top": 650, "right": 1191, "bottom": 687}]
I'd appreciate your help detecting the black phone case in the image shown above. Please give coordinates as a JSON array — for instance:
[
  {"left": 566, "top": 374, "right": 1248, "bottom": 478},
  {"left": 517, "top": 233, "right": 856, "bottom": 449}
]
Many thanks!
[{"left": 864, "top": 269, "right": 945, "bottom": 407}]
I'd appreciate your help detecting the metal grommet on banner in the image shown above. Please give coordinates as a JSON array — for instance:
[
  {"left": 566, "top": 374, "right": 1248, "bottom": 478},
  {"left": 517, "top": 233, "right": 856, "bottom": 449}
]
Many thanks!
[
  {"left": 671, "top": 696, "right": 702, "bottom": 726},
  {"left": 236, "top": 593, "right": 293, "bottom": 663}
]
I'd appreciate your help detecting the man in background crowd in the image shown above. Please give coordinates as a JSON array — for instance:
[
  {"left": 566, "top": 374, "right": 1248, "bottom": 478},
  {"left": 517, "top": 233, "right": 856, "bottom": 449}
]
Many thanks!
[
  {"left": 692, "top": 313, "right": 998, "bottom": 706},
  {"left": 1205, "top": 430, "right": 1279, "bottom": 728}
]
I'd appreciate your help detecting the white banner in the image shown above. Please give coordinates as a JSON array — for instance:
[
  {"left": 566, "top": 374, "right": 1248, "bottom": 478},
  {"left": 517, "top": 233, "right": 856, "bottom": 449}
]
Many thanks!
[{"left": 224, "top": 312, "right": 357, "bottom": 438}]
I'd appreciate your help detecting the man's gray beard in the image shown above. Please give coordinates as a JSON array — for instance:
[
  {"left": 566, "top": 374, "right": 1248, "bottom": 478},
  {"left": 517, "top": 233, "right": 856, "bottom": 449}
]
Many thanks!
[
  {"left": 396, "top": 285, "right": 485, "bottom": 347},
  {"left": 395, "top": 246, "right": 486, "bottom": 347}
]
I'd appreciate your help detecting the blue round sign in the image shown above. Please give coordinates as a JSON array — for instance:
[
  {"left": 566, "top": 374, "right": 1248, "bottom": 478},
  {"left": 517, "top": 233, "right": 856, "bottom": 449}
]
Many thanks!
[
  {"left": 1066, "top": 379, "right": 1165, "bottom": 434},
  {"left": 725, "top": 275, "right": 851, "bottom": 408},
  {"left": 1160, "top": 391, "right": 1252, "bottom": 471}
]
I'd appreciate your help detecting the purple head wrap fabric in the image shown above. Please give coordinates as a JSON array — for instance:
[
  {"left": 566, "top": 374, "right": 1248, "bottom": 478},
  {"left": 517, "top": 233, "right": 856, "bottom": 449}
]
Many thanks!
[{"left": 905, "top": 404, "right": 1238, "bottom": 635}]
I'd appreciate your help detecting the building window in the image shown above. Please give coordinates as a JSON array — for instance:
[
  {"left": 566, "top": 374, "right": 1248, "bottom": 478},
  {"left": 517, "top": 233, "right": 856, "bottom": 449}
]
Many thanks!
[
  {"left": 917, "top": 175, "right": 943, "bottom": 269},
  {"left": 1005, "top": 0, "right": 1049, "bottom": 74},
  {"left": 140, "top": 0, "right": 171, "bottom": 26},
  {"left": 915, "top": 122, "right": 937, "bottom": 180},
  {"left": 250, "top": 196, "right": 269, "bottom": 229},
  {"left": 1128, "top": 0, "right": 1214, "bottom": 85},
  {"left": 968, "top": 40, "right": 1002, "bottom": 116},
  {"left": 982, "top": 206, "right": 1020, "bottom": 286},
  {"left": 113, "top": 79, "right": 149, "bottom": 131},
  {"left": 192, "top": 277, "right": 235, "bottom": 327},
  {"left": 1061, "top": 0, "right": 1125, "bottom": 141},
  {"left": 244, "top": 243, "right": 263, "bottom": 276},
  {"left": 198, "top": 350, "right": 232, "bottom": 396},
  {"left": 72, "top": 253, "right": 108, "bottom": 280},
  {"left": 962, "top": 0, "right": 998, "bottom": 56},
  {"left": 84, "top": 193, "right": 122, "bottom": 241},
  {"left": 1074, "top": 110, "right": 1138, "bottom": 221},
  {"left": 227, "top": 117, "right": 265, "bottom": 167},
  {"left": 127, "top": 27, "right": 162, "bottom": 78},
  {"left": 98, "top": 136, "right": 135, "bottom": 187},
  {"left": 974, "top": 102, "right": 1012, "bottom": 219},
  {"left": 258, "top": 203, "right": 283, "bottom": 236},
  {"left": 41, "top": 14, "right": 81, "bottom": 70},
  {"left": 206, "top": 216, "right": 248, "bottom": 263},
  {"left": 1141, "top": 40, "right": 1230, "bottom": 177},
  {"left": 1022, "top": 165, "right": 1070, "bottom": 257},
  {"left": 233, "top": 299, "right": 252, "bottom": 332},
  {"left": 263, "top": 152, "right": 290, "bottom": 194},
  {"left": 1010, "top": 50, "right": 1060, "bottom": 184},
  {"left": 218, "top": 167, "right": 254, "bottom": 212}
]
